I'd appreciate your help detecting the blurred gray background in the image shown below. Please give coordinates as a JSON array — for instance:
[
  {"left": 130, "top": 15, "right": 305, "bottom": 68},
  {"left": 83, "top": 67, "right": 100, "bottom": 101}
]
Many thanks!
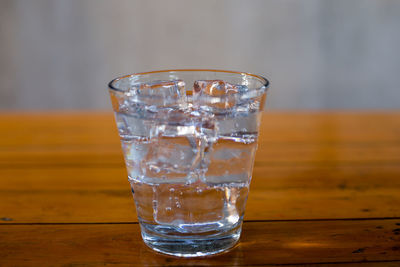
[{"left": 1, "top": 0, "right": 400, "bottom": 110}]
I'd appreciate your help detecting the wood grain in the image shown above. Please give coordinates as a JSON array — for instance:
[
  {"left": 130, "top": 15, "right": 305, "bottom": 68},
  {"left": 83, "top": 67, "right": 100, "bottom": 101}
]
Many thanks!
[
  {"left": 1, "top": 219, "right": 400, "bottom": 266},
  {"left": 1, "top": 142, "right": 400, "bottom": 168},
  {"left": 1, "top": 164, "right": 400, "bottom": 223},
  {"left": 1, "top": 112, "right": 400, "bottom": 265},
  {"left": 1, "top": 112, "right": 399, "bottom": 168},
  {"left": 1, "top": 112, "right": 400, "bottom": 144}
]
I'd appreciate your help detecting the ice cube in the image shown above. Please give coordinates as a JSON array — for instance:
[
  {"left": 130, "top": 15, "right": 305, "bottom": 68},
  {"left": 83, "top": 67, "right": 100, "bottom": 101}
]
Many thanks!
[
  {"left": 127, "top": 80, "right": 186, "bottom": 108},
  {"left": 153, "top": 108, "right": 196, "bottom": 134},
  {"left": 114, "top": 112, "right": 156, "bottom": 140},
  {"left": 215, "top": 112, "right": 261, "bottom": 140},
  {"left": 189, "top": 111, "right": 218, "bottom": 181},
  {"left": 193, "top": 80, "right": 247, "bottom": 111},
  {"left": 152, "top": 182, "right": 225, "bottom": 229},
  {"left": 140, "top": 136, "right": 198, "bottom": 183},
  {"left": 139, "top": 108, "right": 218, "bottom": 184},
  {"left": 205, "top": 138, "right": 257, "bottom": 185},
  {"left": 121, "top": 139, "right": 150, "bottom": 179}
]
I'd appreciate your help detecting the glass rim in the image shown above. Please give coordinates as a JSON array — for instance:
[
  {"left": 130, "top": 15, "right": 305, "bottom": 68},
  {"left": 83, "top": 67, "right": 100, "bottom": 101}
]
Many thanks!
[{"left": 108, "top": 69, "right": 270, "bottom": 93}]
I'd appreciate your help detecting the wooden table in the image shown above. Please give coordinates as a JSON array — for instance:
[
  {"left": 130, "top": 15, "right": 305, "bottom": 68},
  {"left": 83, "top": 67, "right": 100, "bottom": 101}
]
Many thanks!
[{"left": 1, "top": 112, "right": 400, "bottom": 266}]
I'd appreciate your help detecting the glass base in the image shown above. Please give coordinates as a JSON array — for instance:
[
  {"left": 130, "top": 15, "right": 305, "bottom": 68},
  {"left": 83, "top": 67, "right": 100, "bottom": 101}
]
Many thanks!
[{"left": 140, "top": 223, "right": 242, "bottom": 257}]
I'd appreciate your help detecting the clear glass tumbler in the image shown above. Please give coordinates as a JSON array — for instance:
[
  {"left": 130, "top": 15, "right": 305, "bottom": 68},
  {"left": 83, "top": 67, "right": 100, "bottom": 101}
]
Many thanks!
[{"left": 108, "top": 69, "right": 269, "bottom": 257}]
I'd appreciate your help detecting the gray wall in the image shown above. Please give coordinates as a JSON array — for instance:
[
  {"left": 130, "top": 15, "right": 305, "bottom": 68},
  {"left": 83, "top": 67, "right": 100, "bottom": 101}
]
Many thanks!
[{"left": 1, "top": 0, "right": 400, "bottom": 110}]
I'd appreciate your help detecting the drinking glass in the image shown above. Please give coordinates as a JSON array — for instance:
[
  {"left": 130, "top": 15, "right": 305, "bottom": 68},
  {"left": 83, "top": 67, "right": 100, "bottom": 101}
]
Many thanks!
[{"left": 108, "top": 69, "right": 269, "bottom": 257}]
